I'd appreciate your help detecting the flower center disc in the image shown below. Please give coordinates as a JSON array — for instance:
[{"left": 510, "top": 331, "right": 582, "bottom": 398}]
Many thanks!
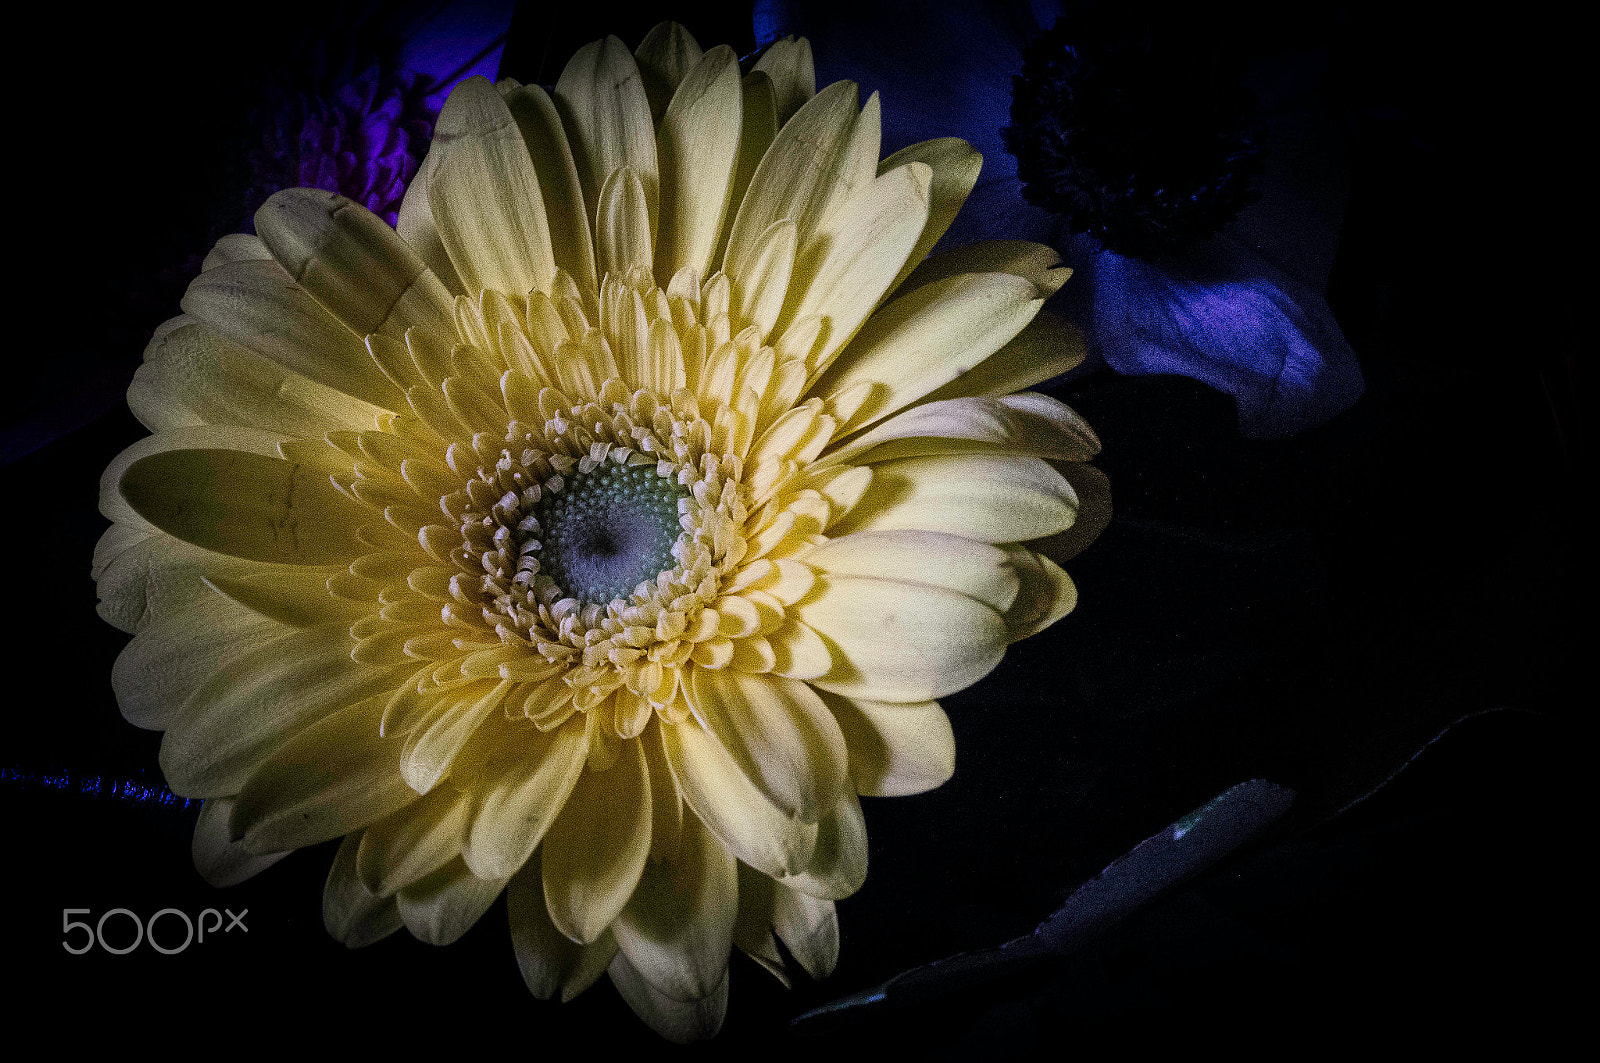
[{"left": 535, "top": 462, "right": 689, "bottom": 606}]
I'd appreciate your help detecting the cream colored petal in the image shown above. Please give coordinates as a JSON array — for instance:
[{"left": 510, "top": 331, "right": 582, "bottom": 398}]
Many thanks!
[
  {"left": 655, "top": 45, "right": 742, "bottom": 283},
  {"left": 723, "top": 79, "right": 862, "bottom": 282},
  {"left": 396, "top": 148, "right": 466, "bottom": 295},
  {"left": 231, "top": 691, "right": 418, "bottom": 854},
  {"left": 773, "top": 883, "right": 838, "bottom": 980},
  {"left": 158, "top": 624, "right": 404, "bottom": 797},
  {"left": 554, "top": 36, "right": 658, "bottom": 227},
  {"left": 119, "top": 447, "right": 371, "bottom": 565},
  {"left": 400, "top": 678, "right": 514, "bottom": 796},
  {"left": 460, "top": 713, "right": 589, "bottom": 879},
  {"left": 129, "top": 319, "right": 385, "bottom": 437},
  {"left": 916, "top": 309, "right": 1090, "bottom": 405},
  {"left": 254, "top": 188, "right": 456, "bottom": 339},
  {"left": 1000, "top": 545, "right": 1078, "bottom": 641},
  {"left": 508, "top": 852, "right": 618, "bottom": 1002},
  {"left": 201, "top": 232, "right": 270, "bottom": 271},
  {"left": 192, "top": 798, "right": 288, "bottom": 888},
  {"left": 396, "top": 857, "right": 506, "bottom": 946},
  {"left": 828, "top": 453, "right": 1078, "bottom": 544},
  {"left": 879, "top": 137, "right": 984, "bottom": 294},
  {"left": 99, "top": 423, "right": 286, "bottom": 529},
  {"left": 781, "top": 787, "right": 867, "bottom": 900},
  {"left": 635, "top": 21, "right": 703, "bottom": 122},
  {"left": 750, "top": 36, "right": 815, "bottom": 125},
  {"left": 111, "top": 577, "right": 284, "bottom": 727},
  {"left": 766, "top": 618, "right": 834, "bottom": 680},
  {"left": 202, "top": 568, "right": 367, "bottom": 628},
  {"left": 689, "top": 667, "right": 847, "bottom": 824},
  {"left": 324, "top": 833, "right": 403, "bottom": 948},
  {"left": 430, "top": 76, "right": 558, "bottom": 298},
  {"left": 712, "top": 71, "right": 777, "bottom": 268},
  {"left": 181, "top": 257, "right": 402, "bottom": 410},
  {"left": 826, "top": 392, "right": 1100, "bottom": 467},
  {"left": 731, "top": 218, "right": 796, "bottom": 340},
  {"left": 804, "top": 529, "right": 1019, "bottom": 615},
  {"left": 609, "top": 949, "right": 728, "bottom": 1044},
  {"left": 899, "top": 239, "right": 1073, "bottom": 298},
  {"left": 612, "top": 810, "right": 736, "bottom": 1002},
  {"left": 354, "top": 785, "right": 470, "bottom": 895},
  {"left": 810, "top": 273, "right": 1042, "bottom": 429},
  {"left": 661, "top": 717, "right": 816, "bottom": 878},
  {"left": 796, "top": 574, "right": 1008, "bottom": 702},
  {"left": 596, "top": 166, "right": 654, "bottom": 280},
  {"left": 821, "top": 693, "right": 955, "bottom": 797},
  {"left": 503, "top": 82, "right": 598, "bottom": 291},
  {"left": 542, "top": 738, "right": 652, "bottom": 944},
  {"left": 730, "top": 863, "right": 789, "bottom": 986},
  {"left": 778, "top": 162, "right": 932, "bottom": 373},
  {"left": 1027, "top": 461, "right": 1111, "bottom": 565}
]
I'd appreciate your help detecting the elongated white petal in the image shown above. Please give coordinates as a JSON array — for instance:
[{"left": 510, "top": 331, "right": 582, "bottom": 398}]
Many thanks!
[
  {"left": 120, "top": 447, "right": 370, "bottom": 565},
  {"left": 635, "top": 21, "right": 704, "bottom": 122},
  {"left": 255, "top": 188, "right": 456, "bottom": 338},
  {"left": 821, "top": 693, "right": 956, "bottom": 797},
  {"left": 503, "top": 83, "right": 598, "bottom": 291},
  {"left": 916, "top": 308, "right": 1090, "bottom": 405},
  {"left": 829, "top": 453, "right": 1078, "bottom": 544},
  {"left": 508, "top": 853, "right": 618, "bottom": 1001},
  {"left": 804, "top": 530, "right": 1020, "bottom": 613},
  {"left": 751, "top": 36, "right": 815, "bottom": 125},
  {"left": 661, "top": 717, "right": 816, "bottom": 878},
  {"left": 826, "top": 392, "right": 1100, "bottom": 466},
  {"left": 231, "top": 692, "right": 418, "bottom": 853},
  {"left": 554, "top": 36, "right": 658, "bottom": 226},
  {"left": 689, "top": 667, "right": 847, "bottom": 824},
  {"left": 542, "top": 738, "right": 652, "bottom": 943},
  {"left": 460, "top": 713, "right": 589, "bottom": 879},
  {"left": 612, "top": 810, "right": 737, "bottom": 1002},
  {"left": 192, "top": 798, "right": 288, "bottom": 888},
  {"left": 324, "top": 834, "right": 403, "bottom": 948},
  {"left": 354, "top": 785, "right": 470, "bottom": 895},
  {"left": 797, "top": 575, "right": 1008, "bottom": 702},
  {"left": 396, "top": 857, "right": 507, "bottom": 946},
  {"left": 431, "top": 77, "right": 558, "bottom": 298},
  {"left": 781, "top": 787, "right": 867, "bottom": 900},
  {"left": 655, "top": 45, "right": 742, "bottom": 282},
  {"left": 609, "top": 948, "right": 728, "bottom": 1043}
]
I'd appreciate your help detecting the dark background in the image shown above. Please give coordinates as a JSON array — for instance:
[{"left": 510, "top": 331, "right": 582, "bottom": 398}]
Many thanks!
[{"left": 3, "top": 0, "right": 1582, "bottom": 1053}]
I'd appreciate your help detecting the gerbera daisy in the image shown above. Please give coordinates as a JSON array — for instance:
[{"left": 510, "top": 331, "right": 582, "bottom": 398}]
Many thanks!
[{"left": 95, "top": 22, "right": 1107, "bottom": 1041}]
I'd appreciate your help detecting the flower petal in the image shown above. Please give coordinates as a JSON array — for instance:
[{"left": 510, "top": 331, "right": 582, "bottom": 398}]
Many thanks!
[
  {"left": 254, "top": 188, "right": 456, "bottom": 339},
  {"left": 554, "top": 36, "right": 659, "bottom": 227},
  {"left": 750, "top": 36, "right": 816, "bottom": 125},
  {"left": 781, "top": 787, "right": 867, "bottom": 900},
  {"left": 608, "top": 948, "right": 729, "bottom": 1044},
  {"left": 661, "top": 717, "right": 817, "bottom": 878},
  {"left": 508, "top": 852, "right": 618, "bottom": 1001},
  {"left": 1091, "top": 234, "right": 1364, "bottom": 438},
  {"left": 812, "top": 271, "right": 1043, "bottom": 433},
  {"left": 354, "top": 785, "right": 471, "bottom": 895},
  {"left": 429, "top": 76, "right": 559, "bottom": 298},
  {"left": 503, "top": 82, "right": 598, "bottom": 291},
  {"left": 459, "top": 713, "right": 589, "bottom": 880},
  {"left": 396, "top": 857, "right": 506, "bottom": 946},
  {"left": 611, "top": 810, "right": 737, "bottom": 1002},
  {"left": 655, "top": 45, "right": 742, "bottom": 282},
  {"left": 324, "top": 833, "right": 403, "bottom": 948},
  {"left": 541, "top": 737, "right": 652, "bottom": 944},
  {"left": 181, "top": 257, "right": 402, "bottom": 409},
  {"left": 829, "top": 452, "right": 1078, "bottom": 544},
  {"left": 635, "top": 21, "right": 704, "bottom": 122},
  {"left": 1028, "top": 461, "right": 1111, "bottom": 566},
  {"left": 915, "top": 308, "right": 1089, "bottom": 404},
  {"left": 129, "top": 319, "right": 385, "bottom": 437},
  {"left": 191, "top": 798, "right": 288, "bottom": 888},
  {"left": 231, "top": 692, "right": 418, "bottom": 854},
  {"left": 796, "top": 574, "right": 1008, "bottom": 702},
  {"left": 804, "top": 530, "right": 1019, "bottom": 614},
  {"left": 688, "top": 667, "right": 847, "bottom": 824},
  {"left": 773, "top": 883, "right": 838, "bottom": 980},
  {"left": 999, "top": 544, "right": 1078, "bottom": 641},
  {"left": 821, "top": 692, "right": 955, "bottom": 797},
  {"left": 158, "top": 625, "right": 406, "bottom": 797},
  {"left": 119, "top": 447, "right": 371, "bottom": 565}
]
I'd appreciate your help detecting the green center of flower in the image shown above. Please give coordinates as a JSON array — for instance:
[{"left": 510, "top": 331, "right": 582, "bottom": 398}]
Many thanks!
[{"left": 534, "top": 462, "right": 689, "bottom": 606}]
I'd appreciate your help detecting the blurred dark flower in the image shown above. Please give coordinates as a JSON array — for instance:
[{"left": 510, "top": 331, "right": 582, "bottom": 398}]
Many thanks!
[
  {"left": 756, "top": 0, "right": 1364, "bottom": 438},
  {"left": 248, "top": 57, "right": 437, "bottom": 228}
]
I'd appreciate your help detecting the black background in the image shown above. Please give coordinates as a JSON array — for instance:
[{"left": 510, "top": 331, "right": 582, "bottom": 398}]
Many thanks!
[{"left": 4, "top": 0, "right": 1582, "bottom": 1053}]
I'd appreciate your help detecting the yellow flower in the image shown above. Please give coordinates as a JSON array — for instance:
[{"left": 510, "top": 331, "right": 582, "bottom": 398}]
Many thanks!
[{"left": 94, "top": 24, "right": 1107, "bottom": 1041}]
